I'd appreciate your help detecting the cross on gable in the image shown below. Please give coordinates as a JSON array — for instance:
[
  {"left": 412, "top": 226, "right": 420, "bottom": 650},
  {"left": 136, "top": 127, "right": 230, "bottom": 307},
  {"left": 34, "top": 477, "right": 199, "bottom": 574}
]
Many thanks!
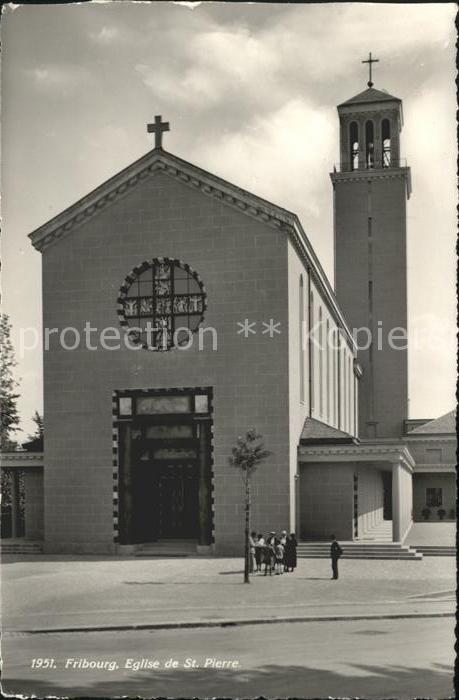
[
  {"left": 362, "top": 52, "right": 379, "bottom": 88},
  {"left": 147, "top": 115, "right": 170, "bottom": 149}
]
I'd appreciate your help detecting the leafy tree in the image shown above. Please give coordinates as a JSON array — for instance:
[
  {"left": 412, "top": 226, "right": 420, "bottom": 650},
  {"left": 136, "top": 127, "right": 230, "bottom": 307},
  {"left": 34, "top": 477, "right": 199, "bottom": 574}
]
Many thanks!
[
  {"left": 229, "top": 429, "right": 271, "bottom": 583},
  {"left": 0, "top": 314, "right": 20, "bottom": 449},
  {"left": 0, "top": 315, "right": 24, "bottom": 533},
  {"left": 22, "top": 411, "right": 44, "bottom": 452}
]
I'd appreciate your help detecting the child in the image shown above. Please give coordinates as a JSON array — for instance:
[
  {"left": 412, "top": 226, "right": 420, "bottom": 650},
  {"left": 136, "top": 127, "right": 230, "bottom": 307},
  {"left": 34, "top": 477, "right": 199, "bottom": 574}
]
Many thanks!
[
  {"left": 275, "top": 540, "right": 284, "bottom": 574},
  {"left": 255, "top": 534, "right": 265, "bottom": 572}
]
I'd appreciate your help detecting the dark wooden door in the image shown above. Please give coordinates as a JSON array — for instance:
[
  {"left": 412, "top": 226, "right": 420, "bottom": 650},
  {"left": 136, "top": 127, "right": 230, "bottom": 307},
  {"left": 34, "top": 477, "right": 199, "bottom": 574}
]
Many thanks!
[{"left": 159, "top": 463, "right": 199, "bottom": 538}]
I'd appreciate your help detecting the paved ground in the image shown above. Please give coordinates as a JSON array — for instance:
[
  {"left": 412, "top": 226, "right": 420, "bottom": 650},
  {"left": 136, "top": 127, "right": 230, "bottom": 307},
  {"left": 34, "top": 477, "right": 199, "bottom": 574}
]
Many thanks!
[
  {"left": 2, "top": 617, "right": 454, "bottom": 698},
  {"left": 2, "top": 555, "right": 455, "bottom": 632},
  {"left": 405, "top": 521, "right": 456, "bottom": 545}
]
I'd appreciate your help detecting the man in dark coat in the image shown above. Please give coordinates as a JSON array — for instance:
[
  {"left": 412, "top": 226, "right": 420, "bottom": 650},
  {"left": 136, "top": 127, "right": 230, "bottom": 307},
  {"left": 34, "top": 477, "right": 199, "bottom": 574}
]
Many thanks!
[
  {"left": 330, "top": 534, "right": 343, "bottom": 580},
  {"left": 284, "top": 533, "right": 297, "bottom": 572}
]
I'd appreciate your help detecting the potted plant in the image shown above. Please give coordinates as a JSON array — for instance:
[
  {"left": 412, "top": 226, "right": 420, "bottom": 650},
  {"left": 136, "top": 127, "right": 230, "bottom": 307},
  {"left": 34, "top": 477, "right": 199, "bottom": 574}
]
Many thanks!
[
  {"left": 421, "top": 507, "right": 431, "bottom": 520},
  {"left": 449, "top": 508, "right": 456, "bottom": 520},
  {"left": 437, "top": 508, "right": 446, "bottom": 520}
]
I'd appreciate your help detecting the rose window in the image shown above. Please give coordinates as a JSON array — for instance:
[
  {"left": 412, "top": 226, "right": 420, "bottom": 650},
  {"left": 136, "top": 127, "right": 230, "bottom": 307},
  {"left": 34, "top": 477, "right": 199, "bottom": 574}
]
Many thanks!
[{"left": 118, "top": 259, "right": 206, "bottom": 350}]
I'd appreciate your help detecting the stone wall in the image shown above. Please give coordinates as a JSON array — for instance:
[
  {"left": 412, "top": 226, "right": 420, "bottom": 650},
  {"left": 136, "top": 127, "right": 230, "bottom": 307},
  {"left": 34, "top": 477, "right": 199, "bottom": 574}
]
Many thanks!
[
  {"left": 299, "top": 463, "right": 353, "bottom": 540},
  {"left": 23, "top": 470, "right": 44, "bottom": 540},
  {"left": 356, "top": 467, "right": 384, "bottom": 535}
]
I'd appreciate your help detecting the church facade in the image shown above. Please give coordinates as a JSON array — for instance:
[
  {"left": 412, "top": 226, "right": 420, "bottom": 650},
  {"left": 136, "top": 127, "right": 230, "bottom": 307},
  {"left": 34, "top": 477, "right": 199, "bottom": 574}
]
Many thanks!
[{"left": 14, "top": 80, "right": 454, "bottom": 554}]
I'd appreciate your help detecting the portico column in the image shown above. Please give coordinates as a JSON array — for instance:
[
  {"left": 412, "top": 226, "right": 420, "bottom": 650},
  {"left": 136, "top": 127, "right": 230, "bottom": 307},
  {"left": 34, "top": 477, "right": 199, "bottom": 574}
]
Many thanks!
[
  {"left": 391, "top": 461, "right": 402, "bottom": 542},
  {"left": 11, "top": 470, "right": 20, "bottom": 538}
]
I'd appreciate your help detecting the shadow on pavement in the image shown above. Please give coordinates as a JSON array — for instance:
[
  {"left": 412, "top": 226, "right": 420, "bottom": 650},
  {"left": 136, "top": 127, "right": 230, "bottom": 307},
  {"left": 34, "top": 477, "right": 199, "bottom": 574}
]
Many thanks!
[{"left": 3, "top": 661, "right": 453, "bottom": 699}]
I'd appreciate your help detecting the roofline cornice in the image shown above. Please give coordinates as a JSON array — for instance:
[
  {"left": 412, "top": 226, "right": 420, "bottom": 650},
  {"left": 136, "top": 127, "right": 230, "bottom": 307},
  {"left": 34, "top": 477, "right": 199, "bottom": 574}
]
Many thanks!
[
  {"left": 299, "top": 442, "right": 415, "bottom": 470},
  {"left": 330, "top": 167, "right": 412, "bottom": 199},
  {"left": 1, "top": 451, "right": 44, "bottom": 468},
  {"left": 405, "top": 435, "right": 456, "bottom": 443}
]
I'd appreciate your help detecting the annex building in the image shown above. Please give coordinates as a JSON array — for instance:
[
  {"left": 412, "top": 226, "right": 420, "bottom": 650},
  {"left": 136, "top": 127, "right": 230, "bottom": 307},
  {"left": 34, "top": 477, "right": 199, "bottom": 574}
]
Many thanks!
[{"left": 4, "top": 75, "right": 456, "bottom": 554}]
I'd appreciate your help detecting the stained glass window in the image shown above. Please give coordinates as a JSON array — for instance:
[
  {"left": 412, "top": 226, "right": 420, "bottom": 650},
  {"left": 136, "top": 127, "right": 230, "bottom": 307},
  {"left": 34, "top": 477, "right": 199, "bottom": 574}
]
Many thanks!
[
  {"left": 195, "top": 395, "right": 209, "bottom": 413},
  {"left": 146, "top": 424, "right": 194, "bottom": 439},
  {"left": 119, "top": 259, "right": 206, "bottom": 350},
  {"left": 119, "top": 397, "right": 132, "bottom": 416},
  {"left": 137, "top": 395, "right": 191, "bottom": 414}
]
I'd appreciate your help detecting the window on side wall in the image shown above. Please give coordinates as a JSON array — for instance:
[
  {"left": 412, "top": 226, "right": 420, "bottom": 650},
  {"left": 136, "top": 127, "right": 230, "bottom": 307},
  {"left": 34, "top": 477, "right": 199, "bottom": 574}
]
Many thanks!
[{"left": 426, "top": 488, "right": 442, "bottom": 508}]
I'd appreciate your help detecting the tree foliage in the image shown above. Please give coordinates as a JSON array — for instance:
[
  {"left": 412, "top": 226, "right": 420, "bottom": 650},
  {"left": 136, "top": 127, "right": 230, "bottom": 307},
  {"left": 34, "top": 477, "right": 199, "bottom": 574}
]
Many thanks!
[
  {"left": 22, "top": 411, "right": 44, "bottom": 452},
  {"left": 0, "top": 314, "right": 20, "bottom": 449},
  {"left": 228, "top": 428, "right": 271, "bottom": 475}
]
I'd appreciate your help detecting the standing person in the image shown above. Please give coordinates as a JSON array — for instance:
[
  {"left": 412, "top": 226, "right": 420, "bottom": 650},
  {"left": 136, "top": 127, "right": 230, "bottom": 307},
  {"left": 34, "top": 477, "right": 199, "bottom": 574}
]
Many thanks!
[
  {"left": 330, "top": 534, "right": 343, "bottom": 580},
  {"left": 275, "top": 539, "right": 284, "bottom": 574},
  {"left": 266, "top": 532, "right": 276, "bottom": 574},
  {"left": 249, "top": 531, "right": 257, "bottom": 573},
  {"left": 255, "top": 533, "right": 264, "bottom": 572},
  {"left": 263, "top": 541, "right": 274, "bottom": 576},
  {"left": 280, "top": 530, "right": 287, "bottom": 546},
  {"left": 284, "top": 533, "right": 297, "bottom": 573}
]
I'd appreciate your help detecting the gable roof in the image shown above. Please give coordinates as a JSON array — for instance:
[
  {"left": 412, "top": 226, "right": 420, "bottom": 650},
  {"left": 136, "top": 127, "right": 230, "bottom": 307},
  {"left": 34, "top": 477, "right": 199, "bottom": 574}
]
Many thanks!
[
  {"left": 408, "top": 410, "right": 456, "bottom": 435},
  {"left": 338, "top": 87, "right": 401, "bottom": 108},
  {"left": 28, "top": 146, "right": 357, "bottom": 351},
  {"left": 300, "top": 417, "right": 357, "bottom": 445}
]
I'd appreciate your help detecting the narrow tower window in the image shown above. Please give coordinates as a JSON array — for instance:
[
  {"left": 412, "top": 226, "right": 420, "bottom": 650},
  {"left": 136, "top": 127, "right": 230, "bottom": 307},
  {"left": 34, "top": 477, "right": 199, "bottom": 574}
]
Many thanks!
[
  {"left": 319, "top": 307, "right": 323, "bottom": 417},
  {"left": 326, "top": 319, "right": 330, "bottom": 422},
  {"left": 365, "top": 120, "right": 374, "bottom": 169},
  {"left": 349, "top": 121, "right": 359, "bottom": 171},
  {"left": 382, "top": 119, "right": 391, "bottom": 167},
  {"left": 299, "top": 275, "right": 304, "bottom": 404}
]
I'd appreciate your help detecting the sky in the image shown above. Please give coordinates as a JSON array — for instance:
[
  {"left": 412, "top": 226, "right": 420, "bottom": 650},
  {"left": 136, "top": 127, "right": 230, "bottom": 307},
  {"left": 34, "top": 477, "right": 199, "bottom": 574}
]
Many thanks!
[{"left": 2, "top": 1, "right": 456, "bottom": 440}]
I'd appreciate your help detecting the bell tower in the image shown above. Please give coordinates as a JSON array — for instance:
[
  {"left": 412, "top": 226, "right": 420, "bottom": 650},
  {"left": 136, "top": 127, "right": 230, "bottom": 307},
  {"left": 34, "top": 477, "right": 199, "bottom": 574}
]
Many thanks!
[{"left": 331, "top": 58, "right": 411, "bottom": 439}]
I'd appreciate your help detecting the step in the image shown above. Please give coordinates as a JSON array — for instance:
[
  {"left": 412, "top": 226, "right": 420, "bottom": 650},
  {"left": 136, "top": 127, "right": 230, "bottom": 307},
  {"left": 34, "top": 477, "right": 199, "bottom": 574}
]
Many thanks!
[
  {"left": 135, "top": 540, "right": 198, "bottom": 557},
  {"left": 298, "top": 553, "right": 422, "bottom": 560},
  {"left": 412, "top": 546, "right": 455, "bottom": 556},
  {"left": 1, "top": 546, "right": 43, "bottom": 554},
  {"left": 298, "top": 544, "right": 410, "bottom": 550}
]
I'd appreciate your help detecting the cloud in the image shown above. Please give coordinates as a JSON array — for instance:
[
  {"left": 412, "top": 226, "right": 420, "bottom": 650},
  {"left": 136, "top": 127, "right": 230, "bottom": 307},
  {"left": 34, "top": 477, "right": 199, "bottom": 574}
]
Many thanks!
[
  {"left": 135, "top": 26, "right": 280, "bottom": 109},
  {"left": 193, "top": 97, "right": 334, "bottom": 220},
  {"left": 25, "top": 64, "right": 90, "bottom": 93},
  {"left": 90, "top": 25, "right": 120, "bottom": 44}
]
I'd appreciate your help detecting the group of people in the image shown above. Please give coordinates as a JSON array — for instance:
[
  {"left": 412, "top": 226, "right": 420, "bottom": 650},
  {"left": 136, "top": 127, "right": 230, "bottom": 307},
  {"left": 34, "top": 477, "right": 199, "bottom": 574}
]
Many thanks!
[
  {"left": 249, "top": 532, "right": 344, "bottom": 580},
  {"left": 249, "top": 530, "right": 297, "bottom": 576}
]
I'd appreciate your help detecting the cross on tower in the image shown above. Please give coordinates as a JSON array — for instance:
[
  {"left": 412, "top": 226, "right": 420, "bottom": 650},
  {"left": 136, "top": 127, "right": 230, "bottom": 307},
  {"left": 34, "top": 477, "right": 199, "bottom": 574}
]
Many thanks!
[
  {"left": 147, "top": 115, "right": 170, "bottom": 149},
  {"left": 362, "top": 52, "right": 379, "bottom": 88}
]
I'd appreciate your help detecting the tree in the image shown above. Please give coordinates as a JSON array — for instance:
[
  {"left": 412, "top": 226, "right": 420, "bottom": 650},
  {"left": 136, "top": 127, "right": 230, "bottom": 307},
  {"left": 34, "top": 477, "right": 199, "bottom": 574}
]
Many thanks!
[
  {"left": 229, "top": 429, "right": 271, "bottom": 584},
  {"left": 0, "top": 314, "right": 20, "bottom": 449},
  {"left": 22, "top": 411, "right": 44, "bottom": 452},
  {"left": 0, "top": 314, "right": 23, "bottom": 534}
]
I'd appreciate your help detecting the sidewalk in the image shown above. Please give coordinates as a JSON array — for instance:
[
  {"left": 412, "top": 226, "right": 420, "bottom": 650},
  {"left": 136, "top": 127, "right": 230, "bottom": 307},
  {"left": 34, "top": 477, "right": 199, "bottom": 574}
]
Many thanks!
[{"left": 2, "top": 555, "right": 455, "bottom": 633}]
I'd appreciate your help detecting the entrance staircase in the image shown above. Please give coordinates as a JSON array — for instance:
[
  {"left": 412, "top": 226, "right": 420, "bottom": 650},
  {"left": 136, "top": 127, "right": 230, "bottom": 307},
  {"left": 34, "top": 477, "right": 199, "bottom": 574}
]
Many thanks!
[
  {"left": 411, "top": 545, "right": 455, "bottom": 556},
  {"left": 355, "top": 519, "right": 393, "bottom": 541},
  {"left": 1, "top": 539, "right": 43, "bottom": 555},
  {"left": 298, "top": 520, "right": 422, "bottom": 560},
  {"left": 134, "top": 539, "right": 199, "bottom": 557}
]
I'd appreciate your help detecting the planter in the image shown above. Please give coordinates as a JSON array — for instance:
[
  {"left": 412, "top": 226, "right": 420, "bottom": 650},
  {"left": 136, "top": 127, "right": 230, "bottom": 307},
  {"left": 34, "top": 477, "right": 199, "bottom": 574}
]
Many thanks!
[
  {"left": 437, "top": 509, "right": 446, "bottom": 520},
  {"left": 421, "top": 508, "right": 431, "bottom": 520}
]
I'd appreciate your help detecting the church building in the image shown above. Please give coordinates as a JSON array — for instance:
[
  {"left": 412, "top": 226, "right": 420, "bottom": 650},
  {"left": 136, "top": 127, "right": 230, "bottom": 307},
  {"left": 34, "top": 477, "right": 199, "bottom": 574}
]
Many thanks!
[{"left": 8, "top": 68, "right": 454, "bottom": 554}]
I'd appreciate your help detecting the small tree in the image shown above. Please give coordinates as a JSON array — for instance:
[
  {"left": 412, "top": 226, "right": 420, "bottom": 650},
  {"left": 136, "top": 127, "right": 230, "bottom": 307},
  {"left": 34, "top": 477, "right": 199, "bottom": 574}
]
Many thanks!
[{"left": 229, "top": 429, "right": 271, "bottom": 584}]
